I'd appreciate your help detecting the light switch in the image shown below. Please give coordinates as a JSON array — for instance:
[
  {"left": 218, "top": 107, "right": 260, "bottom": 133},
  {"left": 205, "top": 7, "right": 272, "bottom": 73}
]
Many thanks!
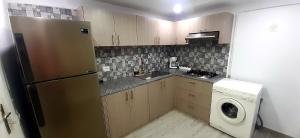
[{"left": 102, "top": 66, "right": 110, "bottom": 72}]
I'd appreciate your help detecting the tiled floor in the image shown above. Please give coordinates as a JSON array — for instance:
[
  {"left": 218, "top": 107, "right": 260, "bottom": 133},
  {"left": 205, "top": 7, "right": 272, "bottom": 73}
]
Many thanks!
[{"left": 125, "top": 110, "right": 290, "bottom": 138}]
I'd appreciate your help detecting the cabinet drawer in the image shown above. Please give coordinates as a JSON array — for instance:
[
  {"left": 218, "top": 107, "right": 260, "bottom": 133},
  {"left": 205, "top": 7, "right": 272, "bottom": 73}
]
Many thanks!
[
  {"left": 175, "top": 88, "right": 211, "bottom": 109},
  {"left": 177, "top": 77, "right": 212, "bottom": 96},
  {"left": 188, "top": 103, "right": 210, "bottom": 122},
  {"left": 175, "top": 97, "right": 210, "bottom": 122}
]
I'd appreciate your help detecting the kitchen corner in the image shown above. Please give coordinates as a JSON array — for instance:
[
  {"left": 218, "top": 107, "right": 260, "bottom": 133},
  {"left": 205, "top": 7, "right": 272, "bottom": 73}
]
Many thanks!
[{"left": 3, "top": 1, "right": 297, "bottom": 138}]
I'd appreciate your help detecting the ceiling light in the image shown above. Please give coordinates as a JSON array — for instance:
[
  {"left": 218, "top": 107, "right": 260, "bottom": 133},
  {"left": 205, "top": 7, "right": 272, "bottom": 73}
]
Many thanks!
[{"left": 173, "top": 4, "right": 182, "bottom": 14}]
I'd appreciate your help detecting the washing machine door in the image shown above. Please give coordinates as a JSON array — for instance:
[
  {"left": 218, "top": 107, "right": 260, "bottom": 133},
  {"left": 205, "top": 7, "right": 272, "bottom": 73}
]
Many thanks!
[{"left": 217, "top": 98, "right": 245, "bottom": 124}]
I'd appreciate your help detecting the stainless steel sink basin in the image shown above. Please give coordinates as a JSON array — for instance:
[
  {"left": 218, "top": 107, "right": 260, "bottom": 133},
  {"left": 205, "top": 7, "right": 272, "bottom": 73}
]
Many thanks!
[{"left": 136, "top": 71, "right": 170, "bottom": 80}]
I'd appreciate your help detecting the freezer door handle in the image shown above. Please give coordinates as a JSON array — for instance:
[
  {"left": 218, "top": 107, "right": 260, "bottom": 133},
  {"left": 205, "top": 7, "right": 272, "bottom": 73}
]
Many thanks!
[
  {"left": 27, "top": 85, "right": 45, "bottom": 127},
  {"left": 14, "top": 33, "right": 34, "bottom": 83}
]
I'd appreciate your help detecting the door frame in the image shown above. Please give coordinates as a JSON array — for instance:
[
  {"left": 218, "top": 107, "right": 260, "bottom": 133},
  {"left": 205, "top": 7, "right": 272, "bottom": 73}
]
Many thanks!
[{"left": 0, "top": 0, "right": 24, "bottom": 137}]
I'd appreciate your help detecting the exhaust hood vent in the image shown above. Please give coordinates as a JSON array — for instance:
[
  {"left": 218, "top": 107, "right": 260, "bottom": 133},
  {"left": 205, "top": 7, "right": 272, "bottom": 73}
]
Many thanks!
[{"left": 185, "top": 31, "right": 219, "bottom": 44}]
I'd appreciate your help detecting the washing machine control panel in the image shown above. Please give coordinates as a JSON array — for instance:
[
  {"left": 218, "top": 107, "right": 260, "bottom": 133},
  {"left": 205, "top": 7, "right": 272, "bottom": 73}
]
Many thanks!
[{"left": 213, "top": 89, "right": 257, "bottom": 103}]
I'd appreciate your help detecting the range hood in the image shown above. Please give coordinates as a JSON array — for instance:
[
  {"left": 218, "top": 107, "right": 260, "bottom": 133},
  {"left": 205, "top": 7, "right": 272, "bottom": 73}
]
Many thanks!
[{"left": 185, "top": 31, "right": 219, "bottom": 43}]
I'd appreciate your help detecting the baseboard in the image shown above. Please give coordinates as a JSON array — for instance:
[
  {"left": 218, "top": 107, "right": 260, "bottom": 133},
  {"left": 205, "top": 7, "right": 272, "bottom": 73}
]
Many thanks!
[{"left": 256, "top": 127, "right": 293, "bottom": 138}]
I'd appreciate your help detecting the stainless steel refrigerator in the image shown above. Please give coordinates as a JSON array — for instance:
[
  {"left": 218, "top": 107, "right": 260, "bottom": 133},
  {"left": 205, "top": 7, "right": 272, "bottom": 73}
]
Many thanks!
[{"left": 10, "top": 16, "right": 107, "bottom": 138}]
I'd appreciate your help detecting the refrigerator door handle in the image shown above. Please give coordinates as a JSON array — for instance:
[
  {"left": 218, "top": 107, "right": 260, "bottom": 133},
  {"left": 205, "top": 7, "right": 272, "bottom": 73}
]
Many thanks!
[
  {"left": 14, "top": 33, "right": 34, "bottom": 83},
  {"left": 27, "top": 85, "right": 45, "bottom": 127}
]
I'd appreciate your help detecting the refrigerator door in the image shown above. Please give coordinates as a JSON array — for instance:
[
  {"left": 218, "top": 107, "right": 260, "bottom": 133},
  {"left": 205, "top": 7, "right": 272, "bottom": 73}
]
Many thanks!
[
  {"left": 10, "top": 16, "right": 97, "bottom": 83},
  {"left": 27, "top": 73, "right": 107, "bottom": 138}
]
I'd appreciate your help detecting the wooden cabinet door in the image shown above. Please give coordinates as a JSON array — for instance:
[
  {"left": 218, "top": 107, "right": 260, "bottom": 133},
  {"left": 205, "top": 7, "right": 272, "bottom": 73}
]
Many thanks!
[
  {"left": 101, "top": 97, "right": 111, "bottom": 138},
  {"left": 203, "top": 12, "right": 234, "bottom": 44},
  {"left": 176, "top": 20, "right": 190, "bottom": 45},
  {"left": 152, "top": 19, "right": 160, "bottom": 45},
  {"left": 104, "top": 90, "right": 132, "bottom": 138},
  {"left": 162, "top": 77, "right": 175, "bottom": 113},
  {"left": 113, "top": 12, "right": 137, "bottom": 46},
  {"left": 83, "top": 7, "right": 115, "bottom": 46},
  {"left": 189, "top": 17, "right": 202, "bottom": 33},
  {"left": 130, "top": 85, "right": 149, "bottom": 130},
  {"left": 148, "top": 80, "right": 164, "bottom": 120},
  {"left": 158, "top": 20, "right": 176, "bottom": 45},
  {"left": 137, "top": 16, "right": 158, "bottom": 45}
]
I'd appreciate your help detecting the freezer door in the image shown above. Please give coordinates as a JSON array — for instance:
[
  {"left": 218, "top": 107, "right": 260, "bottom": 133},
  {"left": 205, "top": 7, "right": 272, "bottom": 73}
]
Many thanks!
[
  {"left": 10, "top": 16, "right": 97, "bottom": 83},
  {"left": 27, "top": 73, "right": 107, "bottom": 138}
]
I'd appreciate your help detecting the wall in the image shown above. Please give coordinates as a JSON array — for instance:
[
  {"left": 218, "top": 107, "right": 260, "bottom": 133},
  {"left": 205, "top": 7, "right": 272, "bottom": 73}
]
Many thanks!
[
  {"left": 181, "top": 0, "right": 300, "bottom": 20},
  {"left": 229, "top": 4, "right": 300, "bottom": 138},
  {"left": 0, "top": 0, "right": 24, "bottom": 137}
]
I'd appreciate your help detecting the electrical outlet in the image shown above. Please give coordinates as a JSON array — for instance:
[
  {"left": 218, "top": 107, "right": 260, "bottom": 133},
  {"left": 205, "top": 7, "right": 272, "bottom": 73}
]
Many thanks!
[{"left": 102, "top": 66, "right": 110, "bottom": 72}]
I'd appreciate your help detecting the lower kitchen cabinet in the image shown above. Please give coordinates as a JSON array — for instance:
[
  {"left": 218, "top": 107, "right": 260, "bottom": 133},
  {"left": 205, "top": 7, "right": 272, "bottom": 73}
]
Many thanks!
[
  {"left": 148, "top": 77, "right": 175, "bottom": 120},
  {"left": 175, "top": 97, "right": 211, "bottom": 122},
  {"left": 148, "top": 80, "right": 164, "bottom": 120},
  {"left": 102, "top": 85, "right": 149, "bottom": 138},
  {"left": 130, "top": 85, "right": 149, "bottom": 130},
  {"left": 103, "top": 90, "right": 132, "bottom": 138},
  {"left": 174, "top": 77, "right": 213, "bottom": 122},
  {"left": 163, "top": 77, "right": 175, "bottom": 113},
  {"left": 102, "top": 76, "right": 212, "bottom": 138}
]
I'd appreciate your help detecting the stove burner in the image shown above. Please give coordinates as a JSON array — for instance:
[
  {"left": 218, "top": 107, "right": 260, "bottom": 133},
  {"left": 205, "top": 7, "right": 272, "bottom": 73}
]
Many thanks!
[{"left": 186, "top": 70, "right": 217, "bottom": 79}]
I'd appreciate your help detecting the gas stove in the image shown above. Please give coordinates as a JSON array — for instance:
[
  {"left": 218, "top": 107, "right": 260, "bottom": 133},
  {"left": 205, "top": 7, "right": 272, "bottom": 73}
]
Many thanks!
[{"left": 185, "top": 70, "right": 218, "bottom": 79}]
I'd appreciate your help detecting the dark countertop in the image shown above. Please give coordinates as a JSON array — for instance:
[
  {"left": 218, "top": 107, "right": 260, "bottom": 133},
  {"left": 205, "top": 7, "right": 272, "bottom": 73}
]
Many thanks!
[{"left": 100, "top": 69, "right": 224, "bottom": 97}]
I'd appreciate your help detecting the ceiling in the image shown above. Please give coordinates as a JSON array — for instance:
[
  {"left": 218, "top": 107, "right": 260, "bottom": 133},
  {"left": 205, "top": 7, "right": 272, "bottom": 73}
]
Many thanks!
[{"left": 96, "top": 0, "right": 253, "bottom": 20}]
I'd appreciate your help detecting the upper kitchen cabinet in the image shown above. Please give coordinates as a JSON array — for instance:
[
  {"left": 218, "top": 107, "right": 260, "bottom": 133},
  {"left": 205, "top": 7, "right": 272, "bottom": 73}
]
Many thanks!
[
  {"left": 113, "top": 12, "right": 138, "bottom": 46},
  {"left": 157, "top": 19, "right": 176, "bottom": 45},
  {"left": 176, "top": 20, "right": 190, "bottom": 45},
  {"left": 80, "top": 7, "right": 137, "bottom": 46},
  {"left": 189, "top": 17, "right": 203, "bottom": 33},
  {"left": 137, "top": 17, "right": 175, "bottom": 45},
  {"left": 80, "top": 7, "right": 115, "bottom": 46},
  {"left": 137, "top": 16, "right": 158, "bottom": 45},
  {"left": 202, "top": 12, "right": 234, "bottom": 44},
  {"left": 176, "top": 12, "right": 234, "bottom": 45},
  {"left": 176, "top": 18, "right": 202, "bottom": 45}
]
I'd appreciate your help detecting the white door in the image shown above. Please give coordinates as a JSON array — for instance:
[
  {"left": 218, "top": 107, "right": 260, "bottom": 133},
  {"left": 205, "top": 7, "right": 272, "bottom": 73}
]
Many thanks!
[
  {"left": 0, "top": 0, "right": 24, "bottom": 137},
  {"left": 0, "top": 64, "right": 24, "bottom": 138}
]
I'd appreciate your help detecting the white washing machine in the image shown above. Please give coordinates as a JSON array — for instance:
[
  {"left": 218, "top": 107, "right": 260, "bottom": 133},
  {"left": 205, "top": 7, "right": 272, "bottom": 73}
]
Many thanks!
[{"left": 210, "top": 78, "right": 263, "bottom": 138}]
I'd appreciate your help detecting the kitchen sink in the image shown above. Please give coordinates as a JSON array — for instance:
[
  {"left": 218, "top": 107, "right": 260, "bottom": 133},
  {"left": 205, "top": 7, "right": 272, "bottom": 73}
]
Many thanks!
[{"left": 136, "top": 71, "right": 170, "bottom": 80}]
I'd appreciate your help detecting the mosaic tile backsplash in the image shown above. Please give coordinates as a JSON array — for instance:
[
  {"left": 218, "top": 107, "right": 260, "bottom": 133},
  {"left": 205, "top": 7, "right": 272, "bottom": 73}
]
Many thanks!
[
  {"left": 8, "top": 3, "right": 230, "bottom": 81},
  {"left": 95, "top": 46, "right": 172, "bottom": 81},
  {"left": 95, "top": 42, "right": 230, "bottom": 81},
  {"left": 8, "top": 3, "right": 78, "bottom": 20},
  {"left": 171, "top": 42, "right": 230, "bottom": 75}
]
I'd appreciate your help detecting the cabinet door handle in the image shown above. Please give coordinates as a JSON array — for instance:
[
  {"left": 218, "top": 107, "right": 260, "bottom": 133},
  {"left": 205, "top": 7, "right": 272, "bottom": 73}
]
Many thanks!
[
  {"left": 188, "top": 105, "right": 194, "bottom": 110},
  {"left": 117, "top": 35, "right": 120, "bottom": 46},
  {"left": 131, "top": 90, "right": 133, "bottom": 100},
  {"left": 1, "top": 104, "right": 11, "bottom": 134},
  {"left": 161, "top": 81, "right": 163, "bottom": 89},
  {"left": 154, "top": 37, "right": 157, "bottom": 45},
  {"left": 125, "top": 92, "right": 129, "bottom": 101},
  {"left": 188, "top": 82, "right": 196, "bottom": 84},
  {"left": 188, "top": 93, "right": 195, "bottom": 97},
  {"left": 164, "top": 81, "right": 166, "bottom": 88},
  {"left": 158, "top": 37, "right": 160, "bottom": 45},
  {"left": 112, "top": 35, "right": 114, "bottom": 46}
]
